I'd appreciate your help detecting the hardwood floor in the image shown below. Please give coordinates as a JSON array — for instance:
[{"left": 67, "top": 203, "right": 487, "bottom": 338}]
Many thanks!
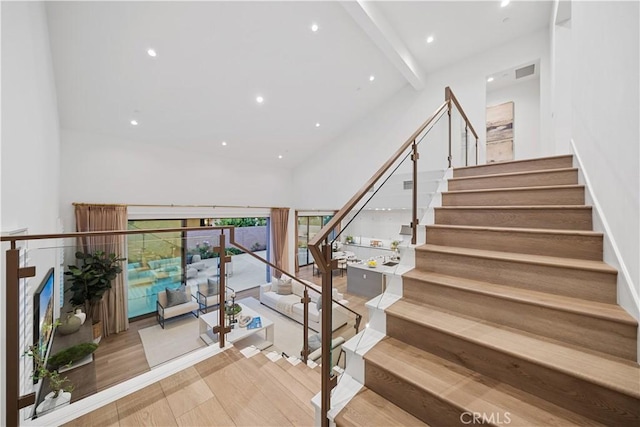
[
  {"left": 65, "top": 349, "right": 321, "bottom": 427},
  {"left": 81, "top": 264, "right": 369, "bottom": 407}
]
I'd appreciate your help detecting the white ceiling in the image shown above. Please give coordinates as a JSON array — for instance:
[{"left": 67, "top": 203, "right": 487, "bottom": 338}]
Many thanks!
[{"left": 46, "top": 1, "right": 552, "bottom": 167}]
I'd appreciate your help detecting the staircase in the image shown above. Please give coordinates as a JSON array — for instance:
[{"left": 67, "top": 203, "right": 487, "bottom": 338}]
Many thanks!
[{"left": 335, "top": 155, "right": 640, "bottom": 426}]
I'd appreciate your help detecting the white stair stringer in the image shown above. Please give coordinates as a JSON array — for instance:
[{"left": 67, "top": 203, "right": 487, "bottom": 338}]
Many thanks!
[{"left": 421, "top": 167, "right": 452, "bottom": 226}]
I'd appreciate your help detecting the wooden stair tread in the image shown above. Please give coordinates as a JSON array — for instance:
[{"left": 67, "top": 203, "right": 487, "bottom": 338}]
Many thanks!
[
  {"left": 385, "top": 300, "right": 640, "bottom": 398},
  {"left": 417, "top": 244, "right": 617, "bottom": 273},
  {"left": 402, "top": 269, "right": 636, "bottom": 325},
  {"left": 335, "top": 388, "right": 428, "bottom": 427},
  {"left": 438, "top": 205, "right": 592, "bottom": 210},
  {"left": 449, "top": 167, "right": 578, "bottom": 182},
  {"left": 443, "top": 184, "right": 584, "bottom": 195},
  {"left": 366, "top": 338, "right": 603, "bottom": 426},
  {"left": 427, "top": 224, "right": 602, "bottom": 237},
  {"left": 455, "top": 155, "right": 573, "bottom": 172}
]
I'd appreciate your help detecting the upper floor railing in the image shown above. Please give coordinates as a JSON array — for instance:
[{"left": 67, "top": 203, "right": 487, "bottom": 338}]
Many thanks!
[{"left": 1, "top": 225, "right": 361, "bottom": 426}]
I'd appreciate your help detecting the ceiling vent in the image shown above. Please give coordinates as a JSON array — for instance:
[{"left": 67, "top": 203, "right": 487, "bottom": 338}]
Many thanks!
[
  {"left": 515, "top": 64, "right": 535, "bottom": 79},
  {"left": 403, "top": 180, "right": 413, "bottom": 190}
]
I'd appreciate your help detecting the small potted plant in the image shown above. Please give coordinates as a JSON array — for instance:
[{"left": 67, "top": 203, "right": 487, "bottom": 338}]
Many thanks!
[
  {"left": 345, "top": 235, "right": 354, "bottom": 244},
  {"left": 25, "top": 341, "right": 74, "bottom": 415}
]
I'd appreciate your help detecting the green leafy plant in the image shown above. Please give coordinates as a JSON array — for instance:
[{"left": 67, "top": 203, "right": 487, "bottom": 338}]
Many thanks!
[
  {"left": 65, "top": 250, "right": 126, "bottom": 319},
  {"left": 25, "top": 328, "right": 74, "bottom": 398},
  {"left": 47, "top": 342, "right": 98, "bottom": 371},
  {"left": 390, "top": 240, "right": 400, "bottom": 250},
  {"left": 345, "top": 235, "right": 354, "bottom": 244}
]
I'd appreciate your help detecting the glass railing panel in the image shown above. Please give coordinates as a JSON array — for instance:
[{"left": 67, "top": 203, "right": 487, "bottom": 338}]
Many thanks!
[{"left": 325, "top": 111, "right": 449, "bottom": 364}]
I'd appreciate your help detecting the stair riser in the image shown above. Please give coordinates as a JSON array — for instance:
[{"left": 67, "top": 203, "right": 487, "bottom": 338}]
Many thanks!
[
  {"left": 415, "top": 250, "right": 616, "bottom": 303},
  {"left": 448, "top": 169, "right": 579, "bottom": 191},
  {"left": 426, "top": 227, "right": 603, "bottom": 260},
  {"left": 364, "top": 362, "right": 467, "bottom": 426},
  {"left": 435, "top": 207, "right": 593, "bottom": 230},
  {"left": 454, "top": 156, "right": 574, "bottom": 178},
  {"left": 386, "top": 315, "right": 640, "bottom": 426},
  {"left": 403, "top": 278, "right": 636, "bottom": 361},
  {"left": 442, "top": 187, "right": 585, "bottom": 207}
]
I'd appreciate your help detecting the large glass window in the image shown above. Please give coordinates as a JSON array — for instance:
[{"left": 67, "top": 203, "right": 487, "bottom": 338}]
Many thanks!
[
  {"left": 127, "top": 220, "right": 183, "bottom": 318},
  {"left": 297, "top": 215, "right": 333, "bottom": 266}
]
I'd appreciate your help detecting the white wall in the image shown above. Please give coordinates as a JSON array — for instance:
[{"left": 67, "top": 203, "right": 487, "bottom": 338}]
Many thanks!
[
  {"left": 487, "top": 78, "right": 541, "bottom": 161},
  {"left": 59, "top": 129, "right": 295, "bottom": 233},
  {"left": 567, "top": 1, "right": 639, "bottom": 319},
  {"left": 1, "top": 2, "right": 62, "bottom": 423},
  {"left": 293, "top": 29, "right": 551, "bottom": 210}
]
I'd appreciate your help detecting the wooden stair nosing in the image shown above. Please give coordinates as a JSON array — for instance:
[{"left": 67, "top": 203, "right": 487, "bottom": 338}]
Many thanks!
[
  {"left": 416, "top": 244, "right": 617, "bottom": 274},
  {"left": 335, "top": 387, "right": 428, "bottom": 427},
  {"left": 448, "top": 167, "right": 579, "bottom": 183},
  {"left": 426, "top": 224, "right": 603, "bottom": 238},
  {"left": 435, "top": 205, "right": 593, "bottom": 231},
  {"left": 425, "top": 224, "right": 603, "bottom": 260},
  {"left": 364, "top": 338, "right": 606, "bottom": 427},
  {"left": 402, "top": 270, "right": 635, "bottom": 326},
  {"left": 385, "top": 300, "right": 640, "bottom": 399},
  {"left": 453, "top": 155, "right": 574, "bottom": 177},
  {"left": 443, "top": 184, "right": 585, "bottom": 196},
  {"left": 402, "top": 273, "right": 636, "bottom": 361},
  {"left": 437, "top": 205, "right": 592, "bottom": 211}
]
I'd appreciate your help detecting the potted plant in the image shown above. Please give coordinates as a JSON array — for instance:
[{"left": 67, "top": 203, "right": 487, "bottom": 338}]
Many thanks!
[
  {"left": 345, "top": 235, "right": 354, "bottom": 244},
  {"left": 25, "top": 340, "right": 74, "bottom": 415},
  {"left": 65, "top": 250, "right": 125, "bottom": 341}
]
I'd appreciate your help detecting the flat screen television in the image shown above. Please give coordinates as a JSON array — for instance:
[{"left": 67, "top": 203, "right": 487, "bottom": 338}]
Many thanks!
[{"left": 33, "top": 268, "right": 55, "bottom": 361}]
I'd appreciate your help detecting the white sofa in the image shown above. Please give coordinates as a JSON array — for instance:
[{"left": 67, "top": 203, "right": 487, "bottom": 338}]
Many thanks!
[{"left": 259, "top": 279, "right": 349, "bottom": 332}]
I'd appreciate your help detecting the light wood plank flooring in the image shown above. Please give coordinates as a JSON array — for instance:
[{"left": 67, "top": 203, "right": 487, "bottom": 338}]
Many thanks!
[{"left": 75, "top": 265, "right": 368, "bottom": 420}]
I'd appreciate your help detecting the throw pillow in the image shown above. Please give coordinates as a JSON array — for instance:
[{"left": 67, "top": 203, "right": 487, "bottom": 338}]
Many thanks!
[
  {"left": 270, "top": 276, "right": 280, "bottom": 293},
  {"left": 276, "top": 277, "right": 292, "bottom": 295},
  {"left": 308, "top": 334, "right": 322, "bottom": 352},
  {"left": 166, "top": 286, "right": 189, "bottom": 307},
  {"left": 207, "top": 280, "right": 219, "bottom": 296}
]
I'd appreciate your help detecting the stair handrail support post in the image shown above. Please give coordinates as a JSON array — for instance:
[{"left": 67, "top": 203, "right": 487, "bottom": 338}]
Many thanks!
[
  {"left": 465, "top": 124, "right": 469, "bottom": 167},
  {"left": 6, "top": 247, "right": 20, "bottom": 427},
  {"left": 446, "top": 86, "right": 453, "bottom": 168},
  {"left": 301, "top": 288, "right": 310, "bottom": 363},
  {"left": 320, "top": 242, "right": 334, "bottom": 427},
  {"left": 411, "top": 139, "right": 419, "bottom": 245}
]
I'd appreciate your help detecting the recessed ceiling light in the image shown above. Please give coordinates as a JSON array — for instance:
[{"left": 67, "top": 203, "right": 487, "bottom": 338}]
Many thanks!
[
  {"left": 315, "top": 122, "right": 320, "bottom": 128},
  {"left": 147, "top": 49, "right": 157, "bottom": 57},
  {"left": 130, "top": 120, "right": 138, "bottom": 126},
  {"left": 501, "top": 0, "right": 510, "bottom": 7},
  {"left": 311, "top": 23, "right": 319, "bottom": 32},
  {"left": 256, "top": 95, "right": 264, "bottom": 104},
  {"left": 221, "top": 141, "right": 227, "bottom": 146},
  {"left": 369, "top": 75, "right": 375, "bottom": 82},
  {"left": 487, "top": 77, "right": 495, "bottom": 82},
  {"left": 426, "top": 36, "right": 435, "bottom": 44},
  {"left": 278, "top": 154, "right": 283, "bottom": 159}
]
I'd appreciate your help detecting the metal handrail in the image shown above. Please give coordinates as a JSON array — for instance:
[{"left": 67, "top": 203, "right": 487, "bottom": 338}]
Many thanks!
[
  {"left": 308, "top": 86, "right": 479, "bottom": 427},
  {"left": 308, "top": 100, "right": 448, "bottom": 254},
  {"left": 3, "top": 224, "right": 362, "bottom": 426}
]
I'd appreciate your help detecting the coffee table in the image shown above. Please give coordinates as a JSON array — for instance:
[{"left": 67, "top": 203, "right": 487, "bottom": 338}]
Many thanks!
[{"left": 199, "top": 301, "right": 274, "bottom": 347}]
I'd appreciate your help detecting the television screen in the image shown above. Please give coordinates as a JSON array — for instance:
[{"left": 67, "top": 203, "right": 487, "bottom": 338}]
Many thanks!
[{"left": 33, "top": 268, "right": 55, "bottom": 359}]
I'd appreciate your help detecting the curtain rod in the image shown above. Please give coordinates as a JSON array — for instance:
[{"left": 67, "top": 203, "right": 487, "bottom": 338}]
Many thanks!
[{"left": 73, "top": 202, "right": 290, "bottom": 210}]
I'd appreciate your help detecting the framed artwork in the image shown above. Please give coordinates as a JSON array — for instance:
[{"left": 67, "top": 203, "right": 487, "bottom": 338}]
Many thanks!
[{"left": 486, "top": 101, "right": 514, "bottom": 163}]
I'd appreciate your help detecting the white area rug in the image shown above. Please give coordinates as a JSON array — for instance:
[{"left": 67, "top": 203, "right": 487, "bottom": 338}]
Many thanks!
[
  {"left": 138, "top": 316, "right": 205, "bottom": 368},
  {"left": 138, "top": 297, "right": 310, "bottom": 367}
]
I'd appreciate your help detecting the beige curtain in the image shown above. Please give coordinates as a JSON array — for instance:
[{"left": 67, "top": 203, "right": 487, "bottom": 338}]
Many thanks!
[
  {"left": 270, "top": 208, "right": 289, "bottom": 278},
  {"left": 75, "top": 204, "right": 128, "bottom": 336}
]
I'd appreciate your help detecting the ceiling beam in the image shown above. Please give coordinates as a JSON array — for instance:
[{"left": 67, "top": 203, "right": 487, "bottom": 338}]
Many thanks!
[{"left": 341, "top": 0, "right": 425, "bottom": 90}]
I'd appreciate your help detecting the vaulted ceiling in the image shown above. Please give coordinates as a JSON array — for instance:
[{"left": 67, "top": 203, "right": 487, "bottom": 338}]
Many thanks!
[{"left": 46, "top": 1, "right": 552, "bottom": 166}]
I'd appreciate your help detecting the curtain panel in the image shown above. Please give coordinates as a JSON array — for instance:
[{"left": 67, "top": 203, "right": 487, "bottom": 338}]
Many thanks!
[
  {"left": 270, "top": 208, "right": 289, "bottom": 278},
  {"left": 74, "top": 204, "right": 128, "bottom": 336}
]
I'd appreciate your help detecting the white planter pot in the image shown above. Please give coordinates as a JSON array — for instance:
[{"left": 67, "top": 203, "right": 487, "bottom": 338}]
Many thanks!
[{"left": 36, "top": 391, "right": 71, "bottom": 415}]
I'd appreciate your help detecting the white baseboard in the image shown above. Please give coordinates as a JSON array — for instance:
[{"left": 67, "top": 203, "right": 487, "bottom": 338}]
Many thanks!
[{"left": 570, "top": 139, "right": 640, "bottom": 362}]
